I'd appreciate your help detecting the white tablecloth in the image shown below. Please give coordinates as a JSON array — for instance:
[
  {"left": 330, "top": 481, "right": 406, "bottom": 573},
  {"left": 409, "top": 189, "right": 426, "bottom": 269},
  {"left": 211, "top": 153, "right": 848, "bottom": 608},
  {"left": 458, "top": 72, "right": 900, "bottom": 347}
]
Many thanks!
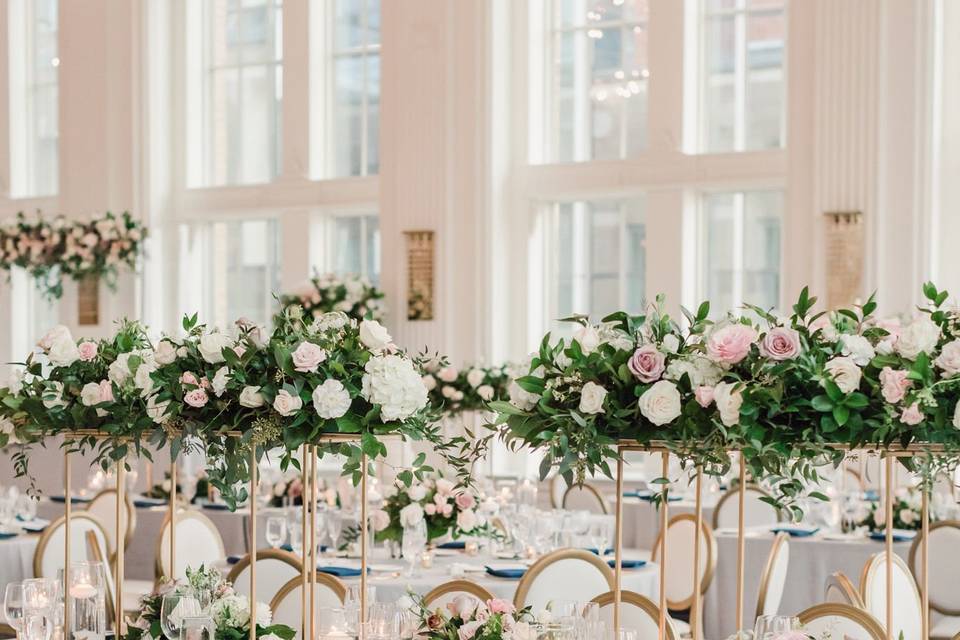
[
  {"left": 0, "top": 534, "right": 40, "bottom": 588},
  {"left": 619, "top": 496, "right": 718, "bottom": 550},
  {"left": 703, "top": 531, "right": 911, "bottom": 639}
]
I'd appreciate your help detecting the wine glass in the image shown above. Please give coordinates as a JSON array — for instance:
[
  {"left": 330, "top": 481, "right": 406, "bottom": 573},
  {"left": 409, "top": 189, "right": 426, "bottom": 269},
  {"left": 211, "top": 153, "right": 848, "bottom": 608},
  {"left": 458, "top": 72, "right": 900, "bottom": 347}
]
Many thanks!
[
  {"left": 316, "top": 607, "right": 350, "bottom": 637},
  {"left": 4, "top": 583, "right": 24, "bottom": 633},
  {"left": 161, "top": 591, "right": 201, "bottom": 640},
  {"left": 401, "top": 519, "right": 427, "bottom": 577},
  {"left": 289, "top": 519, "right": 304, "bottom": 556},
  {"left": 15, "top": 495, "right": 37, "bottom": 523},
  {"left": 265, "top": 516, "right": 287, "bottom": 549},
  {"left": 325, "top": 509, "right": 342, "bottom": 551},
  {"left": 753, "top": 615, "right": 801, "bottom": 640},
  {"left": 0, "top": 498, "right": 15, "bottom": 532},
  {"left": 366, "top": 603, "right": 401, "bottom": 639},
  {"left": 588, "top": 520, "right": 611, "bottom": 556},
  {"left": 343, "top": 585, "right": 376, "bottom": 629},
  {"left": 179, "top": 615, "right": 216, "bottom": 640},
  {"left": 22, "top": 578, "right": 59, "bottom": 615}
]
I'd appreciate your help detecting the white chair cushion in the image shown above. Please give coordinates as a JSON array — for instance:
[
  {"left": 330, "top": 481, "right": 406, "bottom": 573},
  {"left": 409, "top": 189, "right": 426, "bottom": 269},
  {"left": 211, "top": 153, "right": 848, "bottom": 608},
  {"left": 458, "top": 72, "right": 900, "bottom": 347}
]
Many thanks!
[
  {"left": 36, "top": 515, "right": 110, "bottom": 578},
  {"left": 913, "top": 524, "right": 960, "bottom": 614},
  {"left": 803, "top": 612, "right": 882, "bottom": 640},
  {"left": 862, "top": 553, "right": 923, "bottom": 640},
  {"left": 652, "top": 517, "right": 712, "bottom": 608},
  {"left": 516, "top": 553, "right": 612, "bottom": 611},
  {"left": 158, "top": 512, "right": 225, "bottom": 581},
  {"left": 758, "top": 536, "right": 790, "bottom": 617},
  {"left": 272, "top": 581, "right": 345, "bottom": 639},
  {"left": 231, "top": 556, "right": 303, "bottom": 609}
]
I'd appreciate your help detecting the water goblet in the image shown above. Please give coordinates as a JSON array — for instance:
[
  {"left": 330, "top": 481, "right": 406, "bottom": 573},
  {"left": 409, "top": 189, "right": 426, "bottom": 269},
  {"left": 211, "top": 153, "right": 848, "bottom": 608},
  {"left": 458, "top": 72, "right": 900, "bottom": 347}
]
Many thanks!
[
  {"left": 265, "top": 516, "right": 287, "bottom": 549},
  {"left": 15, "top": 495, "right": 37, "bottom": 523},
  {"left": 753, "top": 615, "right": 801, "bottom": 640},
  {"left": 179, "top": 615, "right": 216, "bottom": 640},
  {"left": 161, "top": 590, "right": 201, "bottom": 640},
  {"left": 4, "top": 583, "right": 24, "bottom": 634},
  {"left": 401, "top": 519, "right": 427, "bottom": 577}
]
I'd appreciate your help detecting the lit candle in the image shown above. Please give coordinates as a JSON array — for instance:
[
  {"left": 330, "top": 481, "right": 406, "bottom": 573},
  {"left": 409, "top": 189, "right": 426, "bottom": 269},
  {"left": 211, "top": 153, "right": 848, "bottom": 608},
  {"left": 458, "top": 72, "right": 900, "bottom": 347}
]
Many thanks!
[
  {"left": 69, "top": 583, "right": 97, "bottom": 599},
  {"left": 464, "top": 541, "right": 479, "bottom": 556},
  {"left": 420, "top": 551, "right": 433, "bottom": 568}
]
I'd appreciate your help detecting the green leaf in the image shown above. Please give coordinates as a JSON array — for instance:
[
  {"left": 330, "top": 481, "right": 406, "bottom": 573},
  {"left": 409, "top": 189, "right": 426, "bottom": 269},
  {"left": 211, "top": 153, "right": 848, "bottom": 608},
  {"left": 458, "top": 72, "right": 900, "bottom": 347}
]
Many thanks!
[
  {"left": 832, "top": 405, "right": 850, "bottom": 427},
  {"left": 811, "top": 395, "right": 834, "bottom": 412}
]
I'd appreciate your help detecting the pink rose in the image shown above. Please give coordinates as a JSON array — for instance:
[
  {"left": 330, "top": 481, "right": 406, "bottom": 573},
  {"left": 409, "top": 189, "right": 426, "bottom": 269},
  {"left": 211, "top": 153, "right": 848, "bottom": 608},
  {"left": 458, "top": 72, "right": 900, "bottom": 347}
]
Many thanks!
[
  {"left": 458, "top": 621, "right": 482, "bottom": 640},
  {"left": 442, "top": 503, "right": 454, "bottom": 517},
  {"left": 879, "top": 367, "right": 911, "bottom": 404},
  {"left": 292, "top": 341, "right": 327, "bottom": 373},
  {"left": 694, "top": 386, "right": 714, "bottom": 408},
  {"left": 486, "top": 599, "right": 515, "bottom": 615},
  {"left": 627, "top": 345, "right": 666, "bottom": 383},
  {"left": 184, "top": 388, "right": 209, "bottom": 408},
  {"left": 900, "top": 402, "right": 924, "bottom": 426},
  {"left": 233, "top": 346, "right": 246, "bottom": 359},
  {"left": 98, "top": 380, "right": 114, "bottom": 403},
  {"left": 78, "top": 341, "right": 98, "bottom": 362},
  {"left": 706, "top": 324, "right": 758, "bottom": 365},
  {"left": 447, "top": 595, "right": 477, "bottom": 619},
  {"left": 288, "top": 477, "right": 303, "bottom": 499},
  {"left": 758, "top": 327, "right": 801, "bottom": 361},
  {"left": 424, "top": 503, "right": 437, "bottom": 515},
  {"left": 180, "top": 372, "right": 199, "bottom": 387},
  {"left": 455, "top": 492, "right": 476, "bottom": 510}
]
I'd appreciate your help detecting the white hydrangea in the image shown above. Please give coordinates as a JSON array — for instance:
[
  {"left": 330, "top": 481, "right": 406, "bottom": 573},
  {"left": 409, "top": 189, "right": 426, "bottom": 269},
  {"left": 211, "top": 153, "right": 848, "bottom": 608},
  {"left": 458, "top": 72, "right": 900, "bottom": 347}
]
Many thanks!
[
  {"left": 665, "top": 355, "right": 722, "bottom": 388},
  {"left": 360, "top": 354, "right": 428, "bottom": 422},
  {"left": 209, "top": 594, "right": 271, "bottom": 630},
  {"left": 508, "top": 380, "right": 538, "bottom": 411}
]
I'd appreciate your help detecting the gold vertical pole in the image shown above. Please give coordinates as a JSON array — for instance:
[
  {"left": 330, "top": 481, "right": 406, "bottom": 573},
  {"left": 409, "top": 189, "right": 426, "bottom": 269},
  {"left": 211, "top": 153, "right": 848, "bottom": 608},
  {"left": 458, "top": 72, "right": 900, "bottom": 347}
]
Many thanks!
[
  {"left": 300, "top": 445, "right": 309, "bottom": 640},
  {"left": 884, "top": 454, "right": 894, "bottom": 640},
  {"left": 736, "top": 454, "right": 746, "bottom": 632},
  {"left": 921, "top": 457, "right": 930, "bottom": 640},
  {"left": 115, "top": 459, "right": 125, "bottom": 635},
  {"left": 614, "top": 450, "right": 624, "bottom": 634},
  {"left": 249, "top": 448, "right": 257, "bottom": 640},
  {"left": 692, "top": 467, "right": 703, "bottom": 640},
  {"left": 64, "top": 450, "right": 71, "bottom": 635},
  {"left": 658, "top": 451, "right": 669, "bottom": 640},
  {"left": 360, "top": 451, "right": 369, "bottom": 636},
  {"left": 169, "top": 458, "right": 177, "bottom": 577},
  {"left": 310, "top": 447, "right": 317, "bottom": 640}
]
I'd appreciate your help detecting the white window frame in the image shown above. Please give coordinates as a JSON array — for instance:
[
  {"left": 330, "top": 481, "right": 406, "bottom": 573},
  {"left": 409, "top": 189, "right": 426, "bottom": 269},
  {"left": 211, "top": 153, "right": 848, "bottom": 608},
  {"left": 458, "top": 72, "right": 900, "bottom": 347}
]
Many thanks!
[{"left": 309, "top": 208, "right": 380, "bottom": 281}]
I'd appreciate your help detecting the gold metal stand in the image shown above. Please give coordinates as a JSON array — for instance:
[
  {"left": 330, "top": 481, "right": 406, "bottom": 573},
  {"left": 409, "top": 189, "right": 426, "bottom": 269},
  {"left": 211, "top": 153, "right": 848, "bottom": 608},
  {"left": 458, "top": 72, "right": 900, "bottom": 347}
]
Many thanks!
[
  {"left": 691, "top": 467, "right": 703, "bottom": 640},
  {"left": 736, "top": 454, "right": 746, "bottom": 633},
  {"left": 921, "top": 455, "right": 930, "bottom": 640},
  {"left": 249, "top": 448, "right": 258, "bottom": 640},
  {"left": 300, "top": 444, "right": 309, "bottom": 640},
  {"left": 360, "top": 452, "right": 369, "bottom": 637},
  {"left": 169, "top": 458, "right": 177, "bottom": 574},
  {"left": 658, "top": 451, "right": 669, "bottom": 640},
  {"left": 614, "top": 454, "right": 624, "bottom": 633},
  {"left": 115, "top": 459, "right": 125, "bottom": 635},
  {"left": 884, "top": 455, "right": 894, "bottom": 640},
  {"left": 63, "top": 450, "right": 71, "bottom": 635}
]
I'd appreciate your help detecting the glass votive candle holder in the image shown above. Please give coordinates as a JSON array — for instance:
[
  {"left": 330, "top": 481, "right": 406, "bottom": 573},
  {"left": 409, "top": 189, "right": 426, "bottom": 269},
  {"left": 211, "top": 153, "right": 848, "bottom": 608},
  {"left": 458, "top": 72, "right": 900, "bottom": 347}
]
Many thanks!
[
  {"left": 464, "top": 541, "right": 479, "bottom": 556},
  {"left": 420, "top": 551, "right": 433, "bottom": 568}
]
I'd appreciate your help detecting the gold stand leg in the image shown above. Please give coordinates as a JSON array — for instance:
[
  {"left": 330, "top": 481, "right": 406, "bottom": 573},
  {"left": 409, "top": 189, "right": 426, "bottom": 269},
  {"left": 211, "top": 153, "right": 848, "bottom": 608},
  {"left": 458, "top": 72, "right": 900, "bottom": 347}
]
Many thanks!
[
  {"left": 249, "top": 448, "right": 257, "bottom": 640},
  {"left": 614, "top": 451, "right": 624, "bottom": 634},
  {"left": 301, "top": 445, "right": 309, "bottom": 640},
  {"left": 169, "top": 459, "right": 177, "bottom": 577},
  {"left": 116, "top": 460, "right": 125, "bottom": 635},
  {"left": 692, "top": 467, "right": 703, "bottom": 640},
  {"left": 310, "top": 447, "right": 317, "bottom": 640},
  {"left": 360, "top": 452, "right": 369, "bottom": 638},
  {"left": 658, "top": 451, "right": 669, "bottom": 640},
  {"left": 921, "top": 456, "right": 930, "bottom": 640},
  {"left": 884, "top": 454, "right": 893, "bottom": 640},
  {"left": 64, "top": 450, "right": 71, "bottom": 635},
  {"left": 736, "top": 454, "right": 746, "bottom": 633}
]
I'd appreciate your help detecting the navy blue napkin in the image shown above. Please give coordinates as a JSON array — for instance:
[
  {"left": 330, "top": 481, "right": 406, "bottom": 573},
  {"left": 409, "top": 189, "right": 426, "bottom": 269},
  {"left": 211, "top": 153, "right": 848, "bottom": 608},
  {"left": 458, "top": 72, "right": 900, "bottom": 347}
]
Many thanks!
[
  {"left": 134, "top": 498, "right": 167, "bottom": 508},
  {"left": 202, "top": 502, "right": 231, "bottom": 511},
  {"left": 437, "top": 540, "right": 466, "bottom": 549},
  {"left": 50, "top": 495, "right": 91, "bottom": 504},
  {"left": 624, "top": 491, "right": 682, "bottom": 502},
  {"left": 869, "top": 531, "right": 914, "bottom": 543},
  {"left": 607, "top": 559, "right": 647, "bottom": 569},
  {"left": 771, "top": 526, "right": 820, "bottom": 537},
  {"left": 485, "top": 566, "right": 526, "bottom": 579},
  {"left": 586, "top": 547, "right": 613, "bottom": 556},
  {"left": 317, "top": 566, "right": 366, "bottom": 577},
  {"left": 0, "top": 532, "right": 17, "bottom": 540}
]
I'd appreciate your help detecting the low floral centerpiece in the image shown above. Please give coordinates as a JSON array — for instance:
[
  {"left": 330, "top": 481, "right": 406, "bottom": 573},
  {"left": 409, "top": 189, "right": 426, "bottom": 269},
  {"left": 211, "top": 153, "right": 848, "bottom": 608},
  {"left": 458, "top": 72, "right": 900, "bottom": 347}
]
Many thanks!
[
  {"left": 412, "top": 593, "right": 535, "bottom": 640},
  {"left": 280, "top": 273, "right": 385, "bottom": 323},
  {"left": 858, "top": 487, "right": 943, "bottom": 532},
  {"left": 421, "top": 361, "right": 512, "bottom": 415},
  {"left": 124, "top": 565, "right": 294, "bottom": 640},
  {"left": 372, "top": 474, "right": 500, "bottom": 543}
]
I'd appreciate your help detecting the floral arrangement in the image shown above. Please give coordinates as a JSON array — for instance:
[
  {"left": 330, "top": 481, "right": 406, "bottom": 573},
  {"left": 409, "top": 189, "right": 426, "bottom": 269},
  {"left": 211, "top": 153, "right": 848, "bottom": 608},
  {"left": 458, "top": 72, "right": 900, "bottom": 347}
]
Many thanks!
[
  {"left": 0, "top": 211, "right": 146, "bottom": 299},
  {"left": 858, "top": 487, "right": 936, "bottom": 532},
  {"left": 268, "top": 475, "right": 304, "bottom": 507},
  {"left": 494, "top": 284, "right": 960, "bottom": 515},
  {"left": 412, "top": 593, "right": 535, "bottom": 640},
  {"left": 123, "top": 565, "right": 294, "bottom": 640},
  {"left": 280, "top": 273, "right": 385, "bottom": 323},
  {"left": 372, "top": 474, "right": 499, "bottom": 543},
  {"left": 1, "top": 309, "right": 474, "bottom": 507},
  {"left": 421, "top": 361, "right": 512, "bottom": 415}
]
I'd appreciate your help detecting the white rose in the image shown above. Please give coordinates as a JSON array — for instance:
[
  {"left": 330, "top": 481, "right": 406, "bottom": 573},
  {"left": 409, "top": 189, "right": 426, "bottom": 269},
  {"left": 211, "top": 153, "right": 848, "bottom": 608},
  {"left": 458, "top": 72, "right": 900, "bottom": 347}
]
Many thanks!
[
  {"left": 6, "top": 369, "right": 24, "bottom": 396},
  {"left": 198, "top": 332, "right": 233, "bottom": 364},
  {"left": 661, "top": 334, "right": 680, "bottom": 354},
  {"left": 508, "top": 380, "right": 538, "bottom": 411},
  {"left": 399, "top": 503, "right": 424, "bottom": 527},
  {"left": 713, "top": 382, "right": 743, "bottom": 427},
  {"left": 578, "top": 381, "right": 608, "bottom": 415},
  {"left": 637, "top": 380, "right": 682, "bottom": 426},
  {"left": 441, "top": 385, "right": 457, "bottom": 399},
  {"left": 934, "top": 340, "right": 960, "bottom": 378},
  {"left": 239, "top": 386, "right": 265, "bottom": 408},
  {"left": 42, "top": 381, "right": 67, "bottom": 409},
  {"left": 435, "top": 478, "right": 455, "bottom": 496},
  {"left": 134, "top": 363, "right": 156, "bottom": 398},
  {"left": 438, "top": 366, "right": 458, "bottom": 383},
  {"left": 211, "top": 366, "right": 230, "bottom": 397},
  {"left": 953, "top": 402, "right": 960, "bottom": 430},
  {"left": 407, "top": 484, "right": 427, "bottom": 501},
  {"left": 291, "top": 341, "right": 327, "bottom": 373},
  {"left": 0, "top": 417, "right": 14, "bottom": 436},
  {"left": 48, "top": 335, "right": 80, "bottom": 368},
  {"left": 80, "top": 382, "right": 103, "bottom": 407},
  {"left": 359, "top": 319, "right": 392, "bottom": 352},
  {"left": 108, "top": 353, "right": 133, "bottom": 385},
  {"left": 311, "top": 379, "right": 352, "bottom": 419},
  {"left": 466, "top": 369, "right": 485, "bottom": 388},
  {"left": 477, "top": 385, "right": 495, "bottom": 401},
  {"left": 572, "top": 324, "right": 601, "bottom": 354},
  {"left": 146, "top": 395, "right": 171, "bottom": 424},
  {"left": 896, "top": 317, "right": 941, "bottom": 360},
  {"left": 900, "top": 509, "right": 916, "bottom": 525},
  {"left": 456, "top": 509, "right": 478, "bottom": 531},
  {"left": 421, "top": 374, "right": 437, "bottom": 391},
  {"left": 38, "top": 325, "right": 72, "bottom": 351},
  {"left": 153, "top": 340, "right": 177, "bottom": 365},
  {"left": 840, "top": 334, "right": 876, "bottom": 367},
  {"left": 824, "top": 356, "right": 862, "bottom": 394},
  {"left": 273, "top": 389, "right": 303, "bottom": 417}
]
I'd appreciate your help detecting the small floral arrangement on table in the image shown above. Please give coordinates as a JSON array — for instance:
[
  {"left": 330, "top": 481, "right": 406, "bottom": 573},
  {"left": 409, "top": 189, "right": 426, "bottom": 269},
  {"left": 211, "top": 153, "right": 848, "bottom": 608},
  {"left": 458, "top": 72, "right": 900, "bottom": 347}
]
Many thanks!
[
  {"left": 373, "top": 475, "right": 500, "bottom": 543},
  {"left": 123, "top": 565, "right": 295, "bottom": 640},
  {"left": 280, "top": 273, "right": 385, "bottom": 323},
  {"left": 421, "top": 361, "right": 512, "bottom": 415},
  {"left": 0, "top": 210, "right": 146, "bottom": 299},
  {"left": 858, "top": 487, "right": 936, "bottom": 532},
  {"left": 268, "top": 475, "right": 304, "bottom": 507},
  {"left": 413, "top": 593, "right": 536, "bottom": 640}
]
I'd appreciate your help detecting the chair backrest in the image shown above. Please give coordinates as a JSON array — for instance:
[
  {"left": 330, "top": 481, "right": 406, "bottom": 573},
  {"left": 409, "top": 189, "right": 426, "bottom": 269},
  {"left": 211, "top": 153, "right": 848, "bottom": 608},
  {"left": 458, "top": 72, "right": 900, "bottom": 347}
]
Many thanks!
[
  {"left": 550, "top": 474, "right": 568, "bottom": 510},
  {"left": 270, "top": 574, "right": 347, "bottom": 639},
  {"left": 824, "top": 571, "right": 866, "bottom": 609},
  {"left": 591, "top": 590, "right": 679, "bottom": 640},
  {"left": 651, "top": 514, "right": 717, "bottom": 610},
  {"left": 423, "top": 580, "right": 495, "bottom": 610},
  {"left": 85, "top": 488, "right": 137, "bottom": 561},
  {"left": 227, "top": 549, "right": 304, "bottom": 608},
  {"left": 860, "top": 552, "right": 923, "bottom": 640},
  {"left": 908, "top": 520, "right": 960, "bottom": 615},
  {"left": 797, "top": 603, "right": 885, "bottom": 640},
  {"left": 755, "top": 533, "right": 790, "bottom": 619},
  {"left": 155, "top": 509, "right": 226, "bottom": 581},
  {"left": 33, "top": 512, "right": 111, "bottom": 578},
  {"left": 562, "top": 483, "right": 609, "bottom": 515},
  {"left": 711, "top": 484, "right": 780, "bottom": 530},
  {"left": 513, "top": 548, "right": 614, "bottom": 610}
]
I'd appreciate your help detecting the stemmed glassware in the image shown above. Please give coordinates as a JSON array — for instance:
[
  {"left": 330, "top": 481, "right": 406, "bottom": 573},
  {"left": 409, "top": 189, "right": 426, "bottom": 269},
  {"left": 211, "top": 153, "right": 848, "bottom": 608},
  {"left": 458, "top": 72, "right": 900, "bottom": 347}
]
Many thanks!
[
  {"left": 753, "top": 615, "right": 801, "bottom": 640},
  {"left": 179, "top": 615, "right": 216, "bottom": 640},
  {"left": 160, "top": 589, "right": 202, "bottom": 640},
  {"left": 588, "top": 520, "right": 611, "bottom": 556},
  {"left": 265, "top": 516, "right": 287, "bottom": 549},
  {"left": 401, "top": 519, "right": 427, "bottom": 577},
  {"left": 4, "top": 583, "right": 25, "bottom": 636}
]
